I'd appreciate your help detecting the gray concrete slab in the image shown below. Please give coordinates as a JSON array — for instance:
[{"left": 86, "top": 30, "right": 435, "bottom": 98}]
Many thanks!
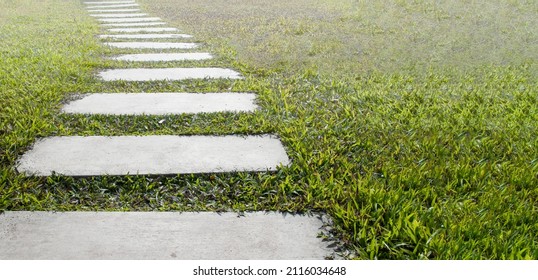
[
  {"left": 16, "top": 135, "right": 289, "bottom": 176},
  {"left": 101, "top": 22, "right": 166, "bottom": 27},
  {"left": 99, "top": 67, "right": 242, "bottom": 81},
  {"left": 99, "top": 33, "right": 192, "bottom": 39},
  {"left": 98, "top": 17, "right": 160, "bottom": 23},
  {"left": 85, "top": 1, "right": 135, "bottom": 4},
  {"left": 62, "top": 92, "right": 256, "bottom": 115},
  {"left": 90, "top": 13, "right": 147, "bottom": 18},
  {"left": 0, "top": 211, "right": 330, "bottom": 260},
  {"left": 103, "top": 42, "right": 197, "bottom": 49},
  {"left": 86, "top": 4, "right": 139, "bottom": 9},
  {"left": 87, "top": 8, "right": 141, "bottom": 12},
  {"left": 107, "top": 27, "right": 178, "bottom": 33},
  {"left": 110, "top": 52, "right": 212, "bottom": 61}
]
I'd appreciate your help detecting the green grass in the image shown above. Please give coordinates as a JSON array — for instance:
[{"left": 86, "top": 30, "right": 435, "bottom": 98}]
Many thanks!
[{"left": 1, "top": 0, "right": 538, "bottom": 259}]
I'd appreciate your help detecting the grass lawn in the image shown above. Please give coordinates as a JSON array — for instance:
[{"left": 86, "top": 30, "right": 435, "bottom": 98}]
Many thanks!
[{"left": 1, "top": 0, "right": 538, "bottom": 259}]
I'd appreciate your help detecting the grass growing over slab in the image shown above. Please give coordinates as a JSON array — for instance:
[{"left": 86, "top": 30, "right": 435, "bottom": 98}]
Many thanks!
[{"left": 1, "top": 0, "right": 537, "bottom": 259}]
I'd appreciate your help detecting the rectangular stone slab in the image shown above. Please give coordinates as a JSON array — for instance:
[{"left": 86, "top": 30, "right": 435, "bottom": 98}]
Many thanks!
[
  {"left": 85, "top": 1, "right": 135, "bottom": 4},
  {"left": 99, "top": 33, "right": 192, "bottom": 39},
  {"left": 16, "top": 135, "right": 289, "bottom": 176},
  {"left": 86, "top": 4, "right": 139, "bottom": 8},
  {"left": 101, "top": 22, "right": 166, "bottom": 27},
  {"left": 62, "top": 92, "right": 256, "bottom": 115},
  {"left": 111, "top": 53, "right": 212, "bottom": 61},
  {"left": 87, "top": 9, "right": 141, "bottom": 12},
  {"left": 98, "top": 17, "right": 160, "bottom": 23},
  {"left": 90, "top": 13, "right": 147, "bottom": 18},
  {"left": 107, "top": 27, "right": 178, "bottom": 33},
  {"left": 0, "top": 211, "right": 330, "bottom": 260},
  {"left": 99, "top": 68, "right": 242, "bottom": 81},
  {"left": 103, "top": 42, "right": 197, "bottom": 49}
]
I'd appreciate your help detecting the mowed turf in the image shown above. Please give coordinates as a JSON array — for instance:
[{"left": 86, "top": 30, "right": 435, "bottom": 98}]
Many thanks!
[{"left": 1, "top": 0, "right": 538, "bottom": 259}]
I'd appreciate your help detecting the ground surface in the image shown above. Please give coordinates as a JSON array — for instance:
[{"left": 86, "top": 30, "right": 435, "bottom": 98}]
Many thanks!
[{"left": 1, "top": 0, "right": 537, "bottom": 259}]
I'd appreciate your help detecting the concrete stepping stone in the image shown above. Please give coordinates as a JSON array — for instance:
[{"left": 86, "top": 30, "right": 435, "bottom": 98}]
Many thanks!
[
  {"left": 86, "top": 4, "right": 139, "bottom": 9},
  {"left": 0, "top": 211, "right": 330, "bottom": 260},
  {"left": 90, "top": 13, "right": 147, "bottom": 18},
  {"left": 112, "top": 52, "right": 211, "bottom": 62},
  {"left": 110, "top": 53, "right": 212, "bottom": 62},
  {"left": 62, "top": 92, "right": 256, "bottom": 115},
  {"left": 85, "top": 1, "right": 135, "bottom": 4},
  {"left": 99, "top": 34, "right": 192, "bottom": 39},
  {"left": 103, "top": 42, "right": 197, "bottom": 49},
  {"left": 16, "top": 135, "right": 289, "bottom": 176},
  {"left": 87, "top": 9, "right": 141, "bottom": 12},
  {"left": 98, "top": 17, "right": 160, "bottom": 23},
  {"left": 99, "top": 68, "right": 242, "bottom": 81},
  {"left": 101, "top": 22, "right": 166, "bottom": 27},
  {"left": 107, "top": 27, "right": 178, "bottom": 33}
]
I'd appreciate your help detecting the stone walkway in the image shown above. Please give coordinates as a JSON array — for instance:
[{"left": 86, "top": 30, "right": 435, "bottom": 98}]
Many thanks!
[{"left": 4, "top": 0, "right": 332, "bottom": 260}]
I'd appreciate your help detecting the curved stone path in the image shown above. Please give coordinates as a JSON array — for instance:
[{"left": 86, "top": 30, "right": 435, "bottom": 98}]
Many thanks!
[{"left": 3, "top": 0, "right": 333, "bottom": 260}]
